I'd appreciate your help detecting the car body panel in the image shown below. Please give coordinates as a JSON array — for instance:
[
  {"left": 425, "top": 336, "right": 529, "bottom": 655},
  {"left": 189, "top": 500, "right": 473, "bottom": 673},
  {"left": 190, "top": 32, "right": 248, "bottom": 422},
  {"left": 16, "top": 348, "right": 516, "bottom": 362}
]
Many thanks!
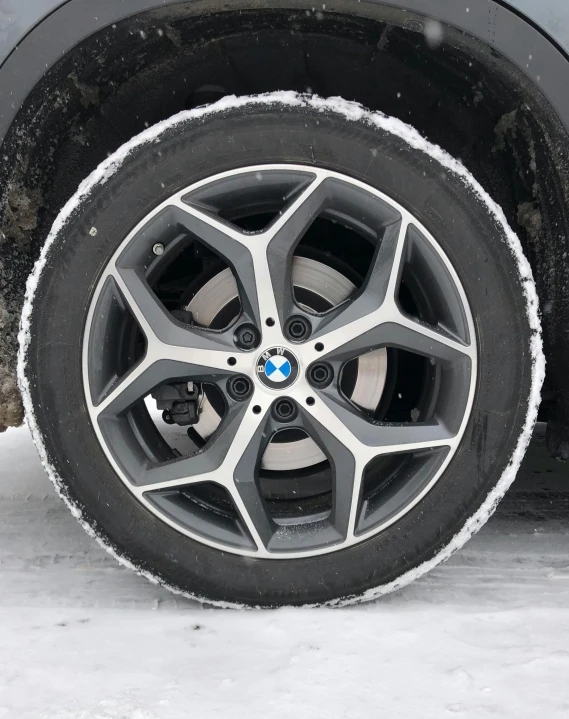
[
  {"left": 2, "top": 1, "right": 569, "bottom": 64},
  {"left": 1, "top": 0, "right": 569, "bottom": 148},
  {"left": 505, "top": 0, "right": 569, "bottom": 49},
  {"left": 0, "top": 0, "right": 68, "bottom": 65}
]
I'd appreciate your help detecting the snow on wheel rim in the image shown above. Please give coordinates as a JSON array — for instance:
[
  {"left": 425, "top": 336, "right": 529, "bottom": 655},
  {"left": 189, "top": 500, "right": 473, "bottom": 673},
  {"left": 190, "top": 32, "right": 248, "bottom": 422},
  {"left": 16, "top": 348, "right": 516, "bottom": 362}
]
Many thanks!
[{"left": 17, "top": 92, "right": 545, "bottom": 607}]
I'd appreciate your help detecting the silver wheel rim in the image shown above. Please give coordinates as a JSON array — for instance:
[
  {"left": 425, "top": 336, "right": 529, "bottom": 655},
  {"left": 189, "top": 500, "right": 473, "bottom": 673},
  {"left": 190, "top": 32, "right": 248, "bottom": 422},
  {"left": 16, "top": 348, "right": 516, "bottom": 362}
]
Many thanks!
[{"left": 82, "top": 164, "right": 477, "bottom": 559}]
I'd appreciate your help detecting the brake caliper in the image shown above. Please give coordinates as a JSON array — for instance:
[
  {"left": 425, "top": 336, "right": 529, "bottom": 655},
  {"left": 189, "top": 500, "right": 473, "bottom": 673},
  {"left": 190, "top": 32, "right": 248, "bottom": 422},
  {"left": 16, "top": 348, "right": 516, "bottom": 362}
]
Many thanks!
[{"left": 151, "top": 382, "right": 200, "bottom": 426}]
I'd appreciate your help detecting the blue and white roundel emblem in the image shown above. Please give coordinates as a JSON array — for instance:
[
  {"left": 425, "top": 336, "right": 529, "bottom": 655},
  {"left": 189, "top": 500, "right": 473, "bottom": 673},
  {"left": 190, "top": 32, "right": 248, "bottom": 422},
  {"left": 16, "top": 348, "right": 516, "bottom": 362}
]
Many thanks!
[
  {"left": 265, "top": 355, "right": 291, "bottom": 382},
  {"left": 256, "top": 347, "right": 299, "bottom": 389}
]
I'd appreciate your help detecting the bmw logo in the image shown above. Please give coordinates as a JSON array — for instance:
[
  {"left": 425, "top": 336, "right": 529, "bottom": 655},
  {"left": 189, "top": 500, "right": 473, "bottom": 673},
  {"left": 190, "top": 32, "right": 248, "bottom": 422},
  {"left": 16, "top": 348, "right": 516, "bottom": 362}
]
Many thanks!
[{"left": 256, "top": 347, "right": 299, "bottom": 390}]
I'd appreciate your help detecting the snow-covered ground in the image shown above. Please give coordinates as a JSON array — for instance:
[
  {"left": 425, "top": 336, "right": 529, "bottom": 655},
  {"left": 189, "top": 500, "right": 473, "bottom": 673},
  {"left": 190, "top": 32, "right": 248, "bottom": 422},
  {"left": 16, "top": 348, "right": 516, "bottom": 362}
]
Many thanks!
[{"left": 1, "top": 424, "right": 569, "bottom": 718}]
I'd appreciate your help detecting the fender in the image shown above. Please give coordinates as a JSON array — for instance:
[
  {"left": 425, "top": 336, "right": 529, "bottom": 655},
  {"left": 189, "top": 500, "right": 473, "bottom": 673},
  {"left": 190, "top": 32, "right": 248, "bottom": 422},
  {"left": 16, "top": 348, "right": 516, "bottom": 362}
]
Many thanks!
[
  {"left": 1, "top": 0, "right": 569, "bottom": 456},
  {"left": 1, "top": 0, "right": 569, "bottom": 144}
]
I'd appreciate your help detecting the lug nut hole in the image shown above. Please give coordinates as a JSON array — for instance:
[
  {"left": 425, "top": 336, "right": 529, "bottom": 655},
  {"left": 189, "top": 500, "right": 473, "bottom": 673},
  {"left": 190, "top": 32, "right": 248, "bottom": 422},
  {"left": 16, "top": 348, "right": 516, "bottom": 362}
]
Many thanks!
[
  {"left": 306, "top": 396, "right": 315, "bottom": 406},
  {"left": 307, "top": 362, "right": 333, "bottom": 389},
  {"left": 234, "top": 324, "right": 260, "bottom": 350},
  {"left": 227, "top": 375, "right": 253, "bottom": 401},
  {"left": 285, "top": 315, "right": 312, "bottom": 343},
  {"left": 272, "top": 398, "right": 298, "bottom": 423}
]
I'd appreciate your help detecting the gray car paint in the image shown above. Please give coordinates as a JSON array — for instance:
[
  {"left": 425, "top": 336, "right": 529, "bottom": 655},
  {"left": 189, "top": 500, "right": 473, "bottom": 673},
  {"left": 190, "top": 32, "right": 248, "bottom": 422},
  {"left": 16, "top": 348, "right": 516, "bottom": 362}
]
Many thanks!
[
  {"left": 0, "top": 0, "right": 569, "bottom": 141},
  {"left": 508, "top": 0, "right": 569, "bottom": 48},
  {"left": 1, "top": 0, "right": 569, "bottom": 147},
  {"left": 0, "top": 0, "right": 66, "bottom": 65},
  {"left": 1, "top": 0, "right": 569, "bottom": 68}
]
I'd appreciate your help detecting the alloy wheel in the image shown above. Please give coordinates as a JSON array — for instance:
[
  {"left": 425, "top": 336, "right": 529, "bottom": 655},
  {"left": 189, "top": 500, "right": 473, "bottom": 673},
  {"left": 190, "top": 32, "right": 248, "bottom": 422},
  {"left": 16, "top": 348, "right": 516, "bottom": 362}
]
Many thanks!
[{"left": 83, "top": 164, "right": 477, "bottom": 558}]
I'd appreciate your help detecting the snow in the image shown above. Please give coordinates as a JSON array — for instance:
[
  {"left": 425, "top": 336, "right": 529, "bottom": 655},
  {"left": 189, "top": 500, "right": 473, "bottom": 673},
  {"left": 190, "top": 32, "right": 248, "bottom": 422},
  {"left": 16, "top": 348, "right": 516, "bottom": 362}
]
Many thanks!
[
  {"left": 17, "top": 92, "right": 545, "bottom": 607},
  {"left": 2, "top": 424, "right": 569, "bottom": 718}
]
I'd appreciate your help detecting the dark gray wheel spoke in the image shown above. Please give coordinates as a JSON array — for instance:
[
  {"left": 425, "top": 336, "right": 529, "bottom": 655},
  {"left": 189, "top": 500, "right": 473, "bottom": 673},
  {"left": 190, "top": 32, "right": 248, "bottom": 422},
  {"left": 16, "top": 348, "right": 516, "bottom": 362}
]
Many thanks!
[
  {"left": 168, "top": 200, "right": 263, "bottom": 325},
  {"left": 295, "top": 390, "right": 457, "bottom": 538},
  {"left": 322, "top": 314, "right": 474, "bottom": 366},
  {"left": 172, "top": 175, "right": 327, "bottom": 333},
  {"left": 306, "top": 216, "right": 474, "bottom": 366},
  {"left": 226, "top": 404, "right": 279, "bottom": 549},
  {"left": 298, "top": 406, "right": 357, "bottom": 539},
  {"left": 265, "top": 178, "right": 330, "bottom": 324},
  {"left": 310, "top": 218, "right": 406, "bottom": 338},
  {"left": 138, "top": 401, "right": 250, "bottom": 490},
  {"left": 376, "top": 316, "right": 474, "bottom": 362},
  {"left": 315, "top": 391, "right": 455, "bottom": 449},
  {"left": 91, "top": 269, "right": 248, "bottom": 417},
  {"left": 233, "top": 410, "right": 276, "bottom": 548},
  {"left": 96, "top": 358, "right": 212, "bottom": 418},
  {"left": 143, "top": 398, "right": 275, "bottom": 550},
  {"left": 113, "top": 266, "right": 235, "bottom": 354},
  {"left": 303, "top": 219, "right": 409, "bottom": 361}
]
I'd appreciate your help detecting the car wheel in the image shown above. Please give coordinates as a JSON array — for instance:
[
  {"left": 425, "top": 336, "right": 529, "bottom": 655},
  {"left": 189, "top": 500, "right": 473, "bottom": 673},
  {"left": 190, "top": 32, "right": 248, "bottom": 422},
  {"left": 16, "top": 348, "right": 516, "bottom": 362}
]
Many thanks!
[{"left": 19, "top": 94, "right": 543, "bottom": 607}]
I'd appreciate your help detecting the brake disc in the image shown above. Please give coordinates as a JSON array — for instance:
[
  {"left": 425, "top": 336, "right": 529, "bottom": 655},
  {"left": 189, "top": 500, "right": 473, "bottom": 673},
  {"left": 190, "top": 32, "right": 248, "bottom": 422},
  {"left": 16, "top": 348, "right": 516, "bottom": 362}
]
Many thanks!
[{"left": 187, "top": 256, "right": 387, "bottom": 470}]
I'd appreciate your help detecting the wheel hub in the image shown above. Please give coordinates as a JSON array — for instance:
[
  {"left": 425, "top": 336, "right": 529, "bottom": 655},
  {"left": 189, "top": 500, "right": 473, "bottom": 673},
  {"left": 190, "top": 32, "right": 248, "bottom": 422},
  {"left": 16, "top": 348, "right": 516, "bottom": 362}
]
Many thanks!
[
  {"left": 255, "top": 347, "right": 299, "bottom": 389},
  {"left": 187, "top": 256, "right": 387, "bottom": 471}
]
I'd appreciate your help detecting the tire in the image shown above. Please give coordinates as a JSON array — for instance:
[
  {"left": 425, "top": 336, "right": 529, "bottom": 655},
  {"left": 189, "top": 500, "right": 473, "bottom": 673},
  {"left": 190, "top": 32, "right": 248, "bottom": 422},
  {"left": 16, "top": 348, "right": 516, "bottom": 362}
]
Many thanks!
[{"left": 20, "top": 93, "right": 543, "bottom": 607}]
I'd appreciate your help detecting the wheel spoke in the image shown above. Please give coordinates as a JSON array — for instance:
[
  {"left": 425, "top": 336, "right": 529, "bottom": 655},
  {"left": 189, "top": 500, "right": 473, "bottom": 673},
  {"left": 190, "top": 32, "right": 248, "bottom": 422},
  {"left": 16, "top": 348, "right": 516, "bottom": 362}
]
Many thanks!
[
  {"left": 140, "top": 398, "right": 274, "bottom": 550},
  {"left": 297, "top": 392, "right": 455, "bottom": 538},
  {"left": 92, "top": 271, "right": 248, "bottom": 417},
  {"left": 232, "top": 409, "right": 278, "bottom": 548},
  {"left": 95, "top": 357, "right": 199, "bottom": 417},
  {"left": 319, "top": 314, "right": 474, "bottom": 367},
  {"left": 302, "top": 220, "right": 473, "bottom": 365},
  {"left": 303, "top": 219, "right": 408, "bottom": 360},
  {"left": 312, "top": 218, "right": 407, "bottom": 337},
  {"left": 263, "top": 176, "right": 329, "bottom": 324},
  {"left": 173, "top": 176, "right": 328, "bottom": 335},
  {"left": 113, "top": 267, "right": 236, "bottom": 357},
  {"left": 298, "top": 405, "right": 358, "bottom": 539},
  {"left": 168, "top": 199, "right": 265, "bottom": 326},
  {"left": 297, "top": 391, "right": 453, "bottom": 459},
  {"left": 378, "top": 314, "right": 475, "bottom": 362},
  {"left": 137, "top": 401, "right": 251, "bottom": 491},
  {"left": 317, "top": 392, "right": 454, "bottom": 449}
]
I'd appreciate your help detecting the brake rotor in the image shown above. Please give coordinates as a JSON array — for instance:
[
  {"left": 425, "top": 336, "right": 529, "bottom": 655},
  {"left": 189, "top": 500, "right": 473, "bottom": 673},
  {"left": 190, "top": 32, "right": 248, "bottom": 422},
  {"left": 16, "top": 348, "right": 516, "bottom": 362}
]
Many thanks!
[{"left": 187, "top": 256, "right": 387, "bottom": 470}]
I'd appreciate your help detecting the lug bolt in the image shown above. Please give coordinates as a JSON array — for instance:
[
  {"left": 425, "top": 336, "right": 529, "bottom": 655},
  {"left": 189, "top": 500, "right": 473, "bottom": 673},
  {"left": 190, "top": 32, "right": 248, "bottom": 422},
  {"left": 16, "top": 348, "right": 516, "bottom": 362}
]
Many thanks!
[
  {"left": 227, "top": 375, "right": 253, "bottom": 401},
  {"left": 234, "top": 324, "right": 260, "bottom": 350},
  {"left": 272, "top": 397, "right": 298, "bottom": 423},
  {"left": 152, "top": 242, "right": 165, "bottom": 256},
  {"left": 284, "top": 315, "right": 311, "bottom": 343},
  {"left": 307, "top": 362, "right": 333, "bottom": 389}
]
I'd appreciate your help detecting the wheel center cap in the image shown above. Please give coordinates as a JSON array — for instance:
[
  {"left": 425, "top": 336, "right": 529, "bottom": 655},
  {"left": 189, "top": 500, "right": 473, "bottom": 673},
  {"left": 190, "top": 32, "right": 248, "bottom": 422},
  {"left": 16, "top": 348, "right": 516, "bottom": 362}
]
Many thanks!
[{"left": 256, "top": 347, "right": 299, "bottom": 390}]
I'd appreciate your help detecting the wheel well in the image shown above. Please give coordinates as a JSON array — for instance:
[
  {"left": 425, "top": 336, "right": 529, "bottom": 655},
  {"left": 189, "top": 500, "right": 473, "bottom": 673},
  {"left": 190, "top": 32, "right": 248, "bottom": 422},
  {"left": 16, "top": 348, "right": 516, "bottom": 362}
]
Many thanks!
[{"left": 2, "top": 1, "right": 569, "bottom": 451}]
